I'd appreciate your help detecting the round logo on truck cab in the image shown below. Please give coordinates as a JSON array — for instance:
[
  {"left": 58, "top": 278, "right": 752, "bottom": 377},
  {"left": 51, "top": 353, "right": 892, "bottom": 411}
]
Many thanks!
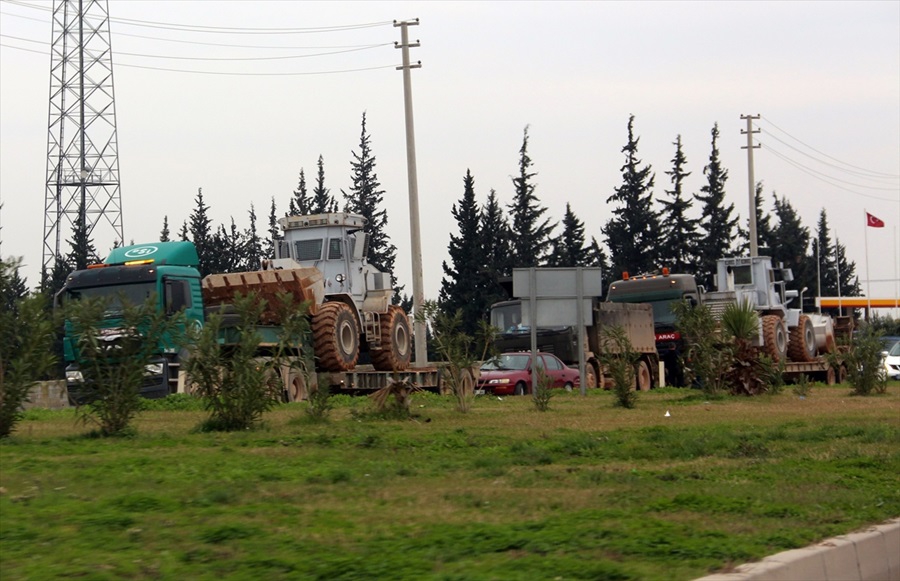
[{"left": 123, "top": 246, "right": 159, "bottom": 259}]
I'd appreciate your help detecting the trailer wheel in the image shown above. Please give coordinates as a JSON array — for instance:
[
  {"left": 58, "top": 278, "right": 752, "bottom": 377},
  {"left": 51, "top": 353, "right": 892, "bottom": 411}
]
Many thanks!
[
  {"left": 313, "top": 302, "right": 359, "bottom": 371},
  {"left": 837, "top": 364, "right": 848, "bottom": 384},
  {"left": 762, "top": 315, "right": 788, "bottom": 363},
  {"left": 788, "top": 315, "right": 817, "bottom": 362},
  {"left": 370, "top": 306, "right": 412, "bottom": 371},
  {"left": 636, "top": 360, "right": 652, "bottom": 391},
  {"left": 825, "top": 366, "right": 836, "bottom": 386}
]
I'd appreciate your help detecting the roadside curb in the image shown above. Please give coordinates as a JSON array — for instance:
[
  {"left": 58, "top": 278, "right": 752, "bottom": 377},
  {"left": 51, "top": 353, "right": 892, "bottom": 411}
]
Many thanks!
[{"left": 695, "top": 518, "right": 900, "bottom": 580}]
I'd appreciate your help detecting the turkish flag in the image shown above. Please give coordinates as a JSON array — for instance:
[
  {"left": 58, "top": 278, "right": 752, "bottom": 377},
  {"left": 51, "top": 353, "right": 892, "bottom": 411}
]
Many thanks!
[{"left": 866, "top": 212, "right": 885, "bottom": 228}]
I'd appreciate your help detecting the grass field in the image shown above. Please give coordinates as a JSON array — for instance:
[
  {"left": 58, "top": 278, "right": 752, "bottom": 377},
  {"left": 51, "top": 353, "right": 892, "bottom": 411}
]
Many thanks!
[{"left": 1, "top": 384, "right": 898, "bottom": 580}]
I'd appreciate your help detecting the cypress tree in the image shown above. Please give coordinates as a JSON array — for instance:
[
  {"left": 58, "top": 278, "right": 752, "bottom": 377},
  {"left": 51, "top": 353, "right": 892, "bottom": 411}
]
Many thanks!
[
  {"left": 288, "top": 169, "right": 310, "bottom": 216},
  {"left": 604, "top": 115, "right": 661, "bottom": 277},
  {"left": 480, "top": 188, "right": 514, "bottom": 303},
  {"left": 440, "top": 170, "right": 489, "bottom": 335},
  {"left": 812, "top": 209, "right": 837, "bottom": 298},
  {"left": 696, "top": 122, "right": 739, "bottom": 287},
  {"left": 188, "top": 188, "right": 216, "bottom": 277},
  {"left": 507, "top": 126, "right": 555, "bottom": 267},
  {"left": 548, "top": 203, "right": 590, "bottom": 267},
  {"left": 658, "top": 135, "right": 700, "bottom": 273},
  {"left": 342, "top": 113, "right": 398, "bottom": 286},
  {"left": 160, "top": 216, "right": 170, "bottom": 242},
  {"left": 67, "top": 198, "right": 98, "bottom": 270},
  {"left": 753, "top": 182, "right": 776, "bottom": 255},
  {"left": 266, "top": 197, "right": 281, "bottom": 259},
  {"left": 770, "top": 193, "right": 810, "bottom": 293},
  {"left": 244, "top": 203, "right": 264, "bottom": 271},
  {"left": 312, "top": 155, "right": 337, "bottom": 214}
]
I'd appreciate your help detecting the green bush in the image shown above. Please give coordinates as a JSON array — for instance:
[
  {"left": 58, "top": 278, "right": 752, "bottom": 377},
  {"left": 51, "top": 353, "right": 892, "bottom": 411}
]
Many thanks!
[
  {"left": 673, "top": 300, "right": 734, "bottom": 397},
  {"left": 0, "top": 259, "right": 57, "bottom": 437},
  {"left": 599, "top": 325, "right": 639, "bottom": 409},
  {"left": 531, "top": 367, "right": 554, "bottom": 412},
  {"left": 828, "top": 324, "right": 888, "bottom": 396}
]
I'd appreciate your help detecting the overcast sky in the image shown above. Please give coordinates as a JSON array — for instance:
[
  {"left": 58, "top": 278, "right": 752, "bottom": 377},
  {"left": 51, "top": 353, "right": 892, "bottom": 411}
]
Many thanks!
[{"left": 1, "top": 0, "right": 898, "bottom": 310}]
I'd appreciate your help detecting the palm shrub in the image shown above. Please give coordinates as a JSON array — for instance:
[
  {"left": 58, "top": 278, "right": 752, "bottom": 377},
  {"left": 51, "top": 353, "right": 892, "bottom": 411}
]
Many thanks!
[
  {"left": 304, "top": 373, "right": 334, "bottom": 422},
  {"left": 599, "top": 325, "right": 639, "bottom": 408},
  {"left": 417, "top": 301, "right": 497, "bottom": 413},
  {"left": 672, "top": 300, "right": 732, "bottom": 397},
  {"left": 0, "top": 259, "right": 57, "bottom": 437},
  {"left": 368, "top": 377, "right": 422, "bottom": 419},
  {"left": 720, "top": 300, "right": 768, "bottom": 395}
]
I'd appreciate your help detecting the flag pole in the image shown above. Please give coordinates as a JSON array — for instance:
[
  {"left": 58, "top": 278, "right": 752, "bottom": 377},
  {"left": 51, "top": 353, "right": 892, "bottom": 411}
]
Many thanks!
[{"left": 864, "top": 209, "right": 871, "bottom": 319}]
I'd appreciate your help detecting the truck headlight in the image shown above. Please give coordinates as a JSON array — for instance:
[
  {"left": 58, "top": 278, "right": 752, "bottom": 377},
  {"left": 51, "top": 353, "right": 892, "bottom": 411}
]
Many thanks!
[
  {"left": 66, "top": 370, "right": 84, "bottom": 383},
  {"left": 144, "top": 363, "right": 164, "bottom": 376}
]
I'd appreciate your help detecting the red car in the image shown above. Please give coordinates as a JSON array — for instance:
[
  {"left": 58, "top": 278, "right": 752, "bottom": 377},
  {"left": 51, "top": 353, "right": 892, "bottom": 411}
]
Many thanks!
[{"left": 477, "top": 352, "right": 580, "bottom": 396}]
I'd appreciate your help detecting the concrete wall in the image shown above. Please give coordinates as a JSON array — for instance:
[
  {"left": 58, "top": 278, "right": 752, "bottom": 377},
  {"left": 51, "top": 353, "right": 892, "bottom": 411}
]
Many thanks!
[
  {"left": 697, "top": 518, "right": 900, "bottom": 581},
  {"left": 22, "top": 380, "right": 70, "bottom": 410}
]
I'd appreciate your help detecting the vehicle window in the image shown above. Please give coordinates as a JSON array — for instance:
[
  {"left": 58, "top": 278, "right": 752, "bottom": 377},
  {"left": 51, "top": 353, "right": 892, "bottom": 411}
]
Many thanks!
[
  {"left": 65, "top": 283, "right": 157, "bottom": 310},
  {"left": 541, "top": 355, "right": 562, "bottom": 370},
  {"left": 890, "top": 342, "right": 900, "bottom": 356},
  {"left": 294, "top": 239, "right": 323, "bottom": 261},
  {"left": 328, "top": 239, "right": 343, "bottom": 259},
  {"left": 732, "top": 265, "right": 752, "bottom": 285},
  {"left": 499, "top": 354, "right": 529, "bottom": 370}
]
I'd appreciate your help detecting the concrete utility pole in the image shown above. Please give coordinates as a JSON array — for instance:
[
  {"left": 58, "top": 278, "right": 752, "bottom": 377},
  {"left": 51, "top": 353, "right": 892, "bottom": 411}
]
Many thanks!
[
  {"left": 741, "top": 114, "right": 761, "bottom": 257},
  {"left": 394, "top": 19, "right": 427, "bottom": 366}
]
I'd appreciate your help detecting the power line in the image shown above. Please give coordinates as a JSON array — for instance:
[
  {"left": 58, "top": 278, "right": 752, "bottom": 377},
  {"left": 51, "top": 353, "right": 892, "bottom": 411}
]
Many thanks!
[
  {"left": 1, "top": 33, "right": 392, "bottom": 61},
  {"left": 760, "top": 115, "right": 900, "bottom": 179},
  {"left": 760, "top": 142, "right": 900, "bottom": 203},
  {"left": 0, "top": 41, "right": 401, "bottom": 75}
]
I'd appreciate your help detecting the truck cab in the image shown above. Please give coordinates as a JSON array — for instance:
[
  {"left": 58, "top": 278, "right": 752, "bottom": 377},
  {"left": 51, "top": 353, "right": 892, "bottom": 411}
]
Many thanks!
[{"left": 58, "top": 241, "right": 204, "bottom": 399}]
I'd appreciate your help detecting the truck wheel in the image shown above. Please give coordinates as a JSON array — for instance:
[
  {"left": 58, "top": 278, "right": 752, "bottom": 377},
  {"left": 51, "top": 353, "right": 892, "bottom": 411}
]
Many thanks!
[
  {"left": 514, "top": 381, "right": 528, "bottom": 396},
  {"left": 313, "top": 302, "right": 359, "bottom": 372},
  {"left": 370, "top": 306, "right": 412, "bottom": 371},
  {"left": 788, "top": 315, "right": 817, "bottom": 362},
  {"left": 636, "top": 360, "right": 652, "bottom": 391},
  {"left": 762, "top": 315, "right": 788, "bottom": 363},
  {"left": 825, "top": 366, "right": 836, "bottom": 386},
  {"left": 837, "top": 365, "right": 847, "bottom": 384}
]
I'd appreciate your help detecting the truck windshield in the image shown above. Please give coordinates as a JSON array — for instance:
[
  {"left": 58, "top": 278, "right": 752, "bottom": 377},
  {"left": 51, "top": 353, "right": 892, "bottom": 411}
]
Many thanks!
[
  {"left": 491, "top": 303, "right": 524, "bottom": 333},
  {"left": 63, "top": 283, "right": 157, "bottom": 311},
  {"left": 609, "top": 290, "right": 681, "bottom": 326}
]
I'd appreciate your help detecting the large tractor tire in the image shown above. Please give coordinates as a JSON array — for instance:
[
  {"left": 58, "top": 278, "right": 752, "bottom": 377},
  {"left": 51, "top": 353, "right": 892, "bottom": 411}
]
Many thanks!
[
  {"left": 761, "top": 315, "right": 788, "bottom": 363},
  {"left": 370, "top": 306, "right": 412, "bottom": 371},
  {"left": 312, "top": 302, "right": 359, "bottom": 372},
  {"left": 585, "top": 363, "right": 598, "bottom": 389},
  {"left": 788, "top": 314, "right": 817, "bottom": 362}
]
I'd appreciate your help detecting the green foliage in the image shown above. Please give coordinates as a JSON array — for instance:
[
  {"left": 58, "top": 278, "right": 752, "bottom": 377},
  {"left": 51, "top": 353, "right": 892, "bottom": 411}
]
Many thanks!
[
  {"left": 600, "top": 325, "right": 640, "bottom": 408},
  {"left": 531, "top": 367, "right": 554, "bottom": 412},
  {"left": 0, "top": 259, "right": 58, "bottom": 437},
  {"left": 721, "top": 301, "right": 768, "bottom": 396},
  {"left": 696, "top": 123, "right": 739, "bottom": 288},
  {"left": 673, "top": 300, "right": 733, "bottom": 397},
  {"left": 658, "top": 135, "right": 701, "bottom": 273},
  {"left": 547, "top": 203, "right": 592, "bottom": 267},
  {"left": 507, "top": 125, "right": 555, "bottom": 267},
  {"left": 720, "top": 300, "right": 758, "bottom": 343},
  {"left": 792, "top": 374, "right": 812, "bottom": 398},
  {"left": 184, "top": 292, "right": 312, "bottom": 431},
  {"left": 418, "top": 300, "right": 498, "bottom": 412},
  {"left": 868, "top": 314, "right": 900, "bottom": 336},
  {"left": 828, "top": 324, "right": 888, "bottom": 396},
  {"left": 66, "top": 295, "right": 186, "bottom": 436},
  {"left": 758, "top": 354, "right": 786, "bottom": 395},
  {"left": 304, "top": 374, "right": 334, "bottom": 422}
]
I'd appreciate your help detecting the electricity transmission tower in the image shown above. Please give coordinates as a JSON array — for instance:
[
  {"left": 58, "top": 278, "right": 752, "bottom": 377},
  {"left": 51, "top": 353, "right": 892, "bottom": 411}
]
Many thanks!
[{"left": 43, "top": 0, "right": 123, "bottom": 275}]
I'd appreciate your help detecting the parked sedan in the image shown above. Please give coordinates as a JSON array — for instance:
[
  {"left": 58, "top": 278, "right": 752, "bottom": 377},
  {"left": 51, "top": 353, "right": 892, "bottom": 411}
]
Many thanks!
[{"left": 477, "top": 352, "right": 580, "bottom": 396}]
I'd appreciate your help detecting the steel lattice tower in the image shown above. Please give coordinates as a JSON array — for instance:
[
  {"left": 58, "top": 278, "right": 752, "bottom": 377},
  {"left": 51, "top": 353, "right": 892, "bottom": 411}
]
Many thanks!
[{"left": 43, "top": 0, "right": 123, "bottom": 274}]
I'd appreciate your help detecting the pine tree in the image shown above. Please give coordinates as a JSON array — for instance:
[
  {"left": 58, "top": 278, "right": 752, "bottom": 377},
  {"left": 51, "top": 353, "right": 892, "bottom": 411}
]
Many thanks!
[
  {"left": 548, "top": 203, "right": 591, "bottom": 267},
  {"left": 312, "top": 155, "right": 337, "bottom": 214},
  {"left": 244, "top": 203, "right": 264, "bottom": 270},
  {"left": 507, "top": 126, "right": 555, "bottom": 267},
  {"left": 40, "top": 254, "right": 71, "bottom": 297},
  {"left": 604, "top": 115, "right": 661, "bottom": 277},
  {"left": 188, "top": 188, "right": 215, "bottom": 277},
  {"left": 588, "top": 236, "right": 612, "bottom": 296},
  {"left": 160, "top": 216, "right": 170, "bottom": 242},
  {"left": 439, "top": 170, "right": 489, "bottom": 335},
  {"left": 480, "top": 189, "right": 514, "bottom": 303},
  {"left": 753, "top": 182, "right": 776, "bottom": 254},
  {"left": 696, "top": 122, "right": 738, "bottom": 287},
  {"left": 770, "top": 193, "right": 810, "bottom": 293},
  {"left": 288, "top": 168, "right": 310, "bottom": 216},
  {"left": 835, "top": 238, "right": 861, "bottom": 298},
  {"left": 67, "top": 198, "right": 98, "bottom": 270},
  {"left": 812, "top": 209, "right": 837, "bottom": 298},
  {"left": 658, "top": 135, "right": 700, "bottom": 273},
  {"left": 214, "top": 218, "right": 246, "bottom": 273},
  {"left": 342, "top": 112, "right": 398, "bottom": 287},
  {"left": 266, "top": 197, "right": 281, "bottom": 259},
  {"left": 1, "top": 258, "right": 29, "bottom": 311},
  {"left": 179, "top": 221, "right": 189, "bottom": 241}
]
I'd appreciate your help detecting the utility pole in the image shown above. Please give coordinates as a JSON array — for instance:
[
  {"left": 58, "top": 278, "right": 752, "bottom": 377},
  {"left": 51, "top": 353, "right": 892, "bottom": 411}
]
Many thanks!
[
  {"left": 394, "top": 19, "right": 427, "bottom": 366},
  {"left": 741, "top": 114, "right": 761, "bottom": 257}
]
